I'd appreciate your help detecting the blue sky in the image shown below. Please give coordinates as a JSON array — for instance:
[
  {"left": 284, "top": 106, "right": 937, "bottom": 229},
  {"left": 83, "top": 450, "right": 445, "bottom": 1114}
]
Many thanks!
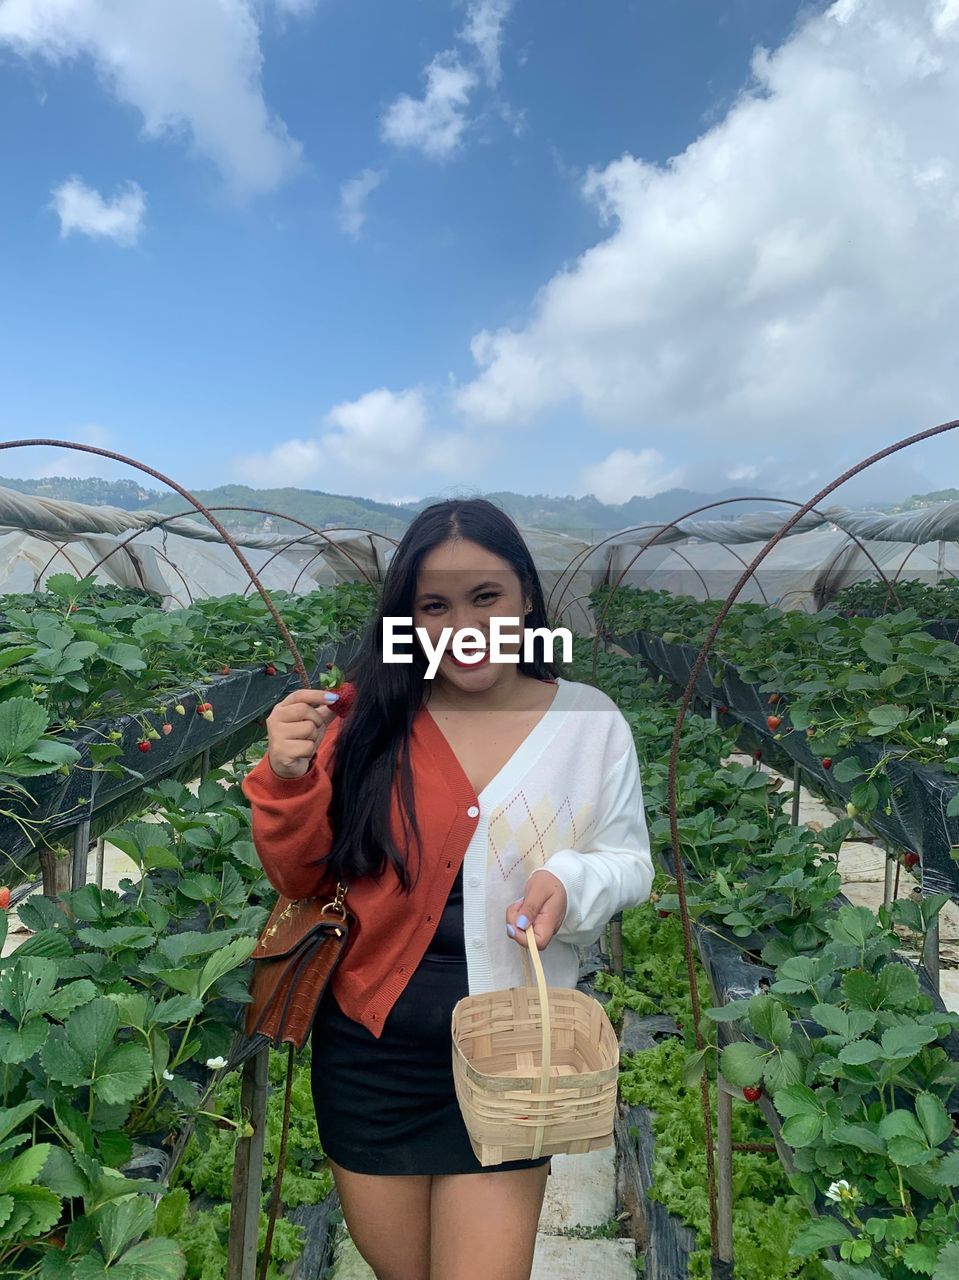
[{"left": 1, "top": 0, "right": 958, "bottom": 506}]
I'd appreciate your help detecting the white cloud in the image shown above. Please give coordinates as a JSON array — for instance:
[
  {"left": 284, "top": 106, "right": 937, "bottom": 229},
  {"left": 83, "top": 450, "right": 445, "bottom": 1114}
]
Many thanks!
[
  {"left": 0, "top": 0, "right": 309, "bottom": 194},
  {"left": 580, "top": 449, "right": 686, "bottom": 504},
  {"left": 50, "top": 176, "right": 146, "bottom": 246},
  {"left": 234, "top": 388, "right": 486, "bottom": 488},
  {"left": 461, "top": 0, "right": 514, "bottom": 87},
  {"left": 337, "top": 168, "right": 385, "bottom": 239},
  {"left": 455, "top": 0, "right": 959, "bottom": 447},
  {"left": 381, "top": 54, "right": 477, "bottom": 159},
  {"left": 380, "top": 0, "right": 516, "bottom": 160}
]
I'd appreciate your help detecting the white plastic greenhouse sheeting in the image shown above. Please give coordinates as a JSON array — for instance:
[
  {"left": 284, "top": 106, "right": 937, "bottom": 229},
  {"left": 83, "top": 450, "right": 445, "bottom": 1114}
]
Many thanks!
[
  {"left": 605, "top": 528, "right": 959, "bottom": 611},
  {"left": 0, "top": 498, "right": 597, "bottom": 633},
  {"left": 4, "top": 484, "right": 958, "bottom": 623}
]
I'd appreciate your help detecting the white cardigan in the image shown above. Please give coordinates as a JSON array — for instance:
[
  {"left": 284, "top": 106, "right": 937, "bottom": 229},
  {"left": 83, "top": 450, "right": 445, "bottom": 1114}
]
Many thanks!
[{"left": 461, "top": 676, "right": 654, "bottom": 994}]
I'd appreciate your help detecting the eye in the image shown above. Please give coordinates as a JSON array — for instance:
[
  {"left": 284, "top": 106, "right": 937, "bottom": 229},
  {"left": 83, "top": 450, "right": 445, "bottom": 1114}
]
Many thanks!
[
  {"left": 475, "top": 592, "right": 500, "bottom": 604},
  {"left": 420, "top": 601, "right": 445, "bottom": 613}
]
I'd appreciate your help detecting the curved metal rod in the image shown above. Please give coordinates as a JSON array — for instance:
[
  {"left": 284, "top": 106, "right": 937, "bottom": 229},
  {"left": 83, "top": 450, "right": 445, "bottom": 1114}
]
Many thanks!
[
  {"left": 589, "top": 496, "right": 901, "bottom": 662},
  {"left": 31, "top": 527, "right": 195, "bottom": 607},
  {"left": 244, "top": 520, "right": 394, "bottom": 594},
  {"left": 29, "top": 535, "right": 87, "bottom": 589},
  {"left": 546, "top": 522, "right": 661, "bottom": 618},
  {"left": 291, "top": 548, "right": 333, "bottom": 594},
  {"left": 83, "top": 505, "right": 393, "bottom": 591},
  {"left": 661, "top": 415, "right": 959, "bottom": 1262},
  {"left": 0, "top": 441, "right": 310, "bottom": 683}
]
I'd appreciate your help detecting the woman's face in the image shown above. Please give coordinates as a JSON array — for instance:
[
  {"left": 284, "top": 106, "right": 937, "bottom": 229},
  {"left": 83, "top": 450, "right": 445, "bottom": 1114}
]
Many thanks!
[{"left": 412, "top": 537, "right": 530, "bottom": 695}]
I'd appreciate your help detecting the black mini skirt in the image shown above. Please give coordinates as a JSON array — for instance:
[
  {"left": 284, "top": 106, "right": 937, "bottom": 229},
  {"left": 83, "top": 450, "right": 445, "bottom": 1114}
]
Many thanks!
[{"left": 309, "top": 865, "right": 552, "bottom": 1177}]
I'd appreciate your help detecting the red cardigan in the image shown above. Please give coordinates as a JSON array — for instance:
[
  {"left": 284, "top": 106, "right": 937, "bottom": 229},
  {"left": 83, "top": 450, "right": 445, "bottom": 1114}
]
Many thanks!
[{"left": 241, "top": 710, "right": 482, "bottom": 1037}]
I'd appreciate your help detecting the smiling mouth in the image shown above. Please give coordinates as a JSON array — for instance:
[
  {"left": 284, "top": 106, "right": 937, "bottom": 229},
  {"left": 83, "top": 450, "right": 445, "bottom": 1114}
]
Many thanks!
[{"left": 447, "top": 651, "right": 489, "bottom": 668}]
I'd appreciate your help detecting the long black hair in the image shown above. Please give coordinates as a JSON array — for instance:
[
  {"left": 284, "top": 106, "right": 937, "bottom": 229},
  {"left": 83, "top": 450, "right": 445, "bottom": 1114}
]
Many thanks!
[{"left": 314, "top": 498, "right": 558, "bottom": 892}]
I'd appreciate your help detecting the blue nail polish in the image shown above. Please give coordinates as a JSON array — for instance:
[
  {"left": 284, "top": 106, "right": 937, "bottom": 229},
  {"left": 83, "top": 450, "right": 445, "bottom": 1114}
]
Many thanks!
[
  {"left": 517, "top": 914, "right": 529, "bottom": 929},
  {"left": 323, "top": 692, "right": 340, "bottom": 703},
  {"left": 506, "top": 924, "right": 516, "bottom": 938}
]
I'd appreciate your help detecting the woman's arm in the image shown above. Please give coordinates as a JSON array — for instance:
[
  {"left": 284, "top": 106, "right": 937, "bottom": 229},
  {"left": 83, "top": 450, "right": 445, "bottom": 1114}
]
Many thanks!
[
  {"left": 523, "top": 738, "right": 653, "bottom": 948},
  {"left": 241, "top": 716, "right": 343, "bottom": 900}
]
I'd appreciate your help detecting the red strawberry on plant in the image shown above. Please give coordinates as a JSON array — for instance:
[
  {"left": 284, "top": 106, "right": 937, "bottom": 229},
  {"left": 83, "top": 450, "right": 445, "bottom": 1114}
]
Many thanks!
[
  {"left": 162, "top": 723, "right": 172, "bottom": 735},
  {"left": 742, "top": 1086, "right": 762, "bottom": 1102},
  {"left": 904, "top": 851, "right": 920, "bottom": 868},
  {"left": 822, "top": 758, "right": 832, "bottom": 769},
  {"left": 197, "top": 702, "right": 214, "bottom": 722},
  {"left": 137, "top": 740, "right": 151, "bottom": 753},
  {"left": 265, "top": 663, "right": 277, "bottom": 676},
  {"left": 220, "top": 666, "right": 231, "bottom": 675},
  {"left": 754, "top": 749, "right": 763, "bottom": 762},
  {"left": 0, "top": 887, "right": 10, "bottom": 910},
  {"left": 767, "top": 715, "right": 782, "bottom": 731},
  {"left": 767, "top": 693, "right": 779, "bottom": 705},
  {"left": 718, "top": 705, "right": 729, "bottom": 714}
]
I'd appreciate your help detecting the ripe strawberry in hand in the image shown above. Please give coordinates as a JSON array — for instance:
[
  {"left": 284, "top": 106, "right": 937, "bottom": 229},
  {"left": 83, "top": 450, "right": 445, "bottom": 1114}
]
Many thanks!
[{"left": 319, "top": 665, "right": 357, "bottom": 719}]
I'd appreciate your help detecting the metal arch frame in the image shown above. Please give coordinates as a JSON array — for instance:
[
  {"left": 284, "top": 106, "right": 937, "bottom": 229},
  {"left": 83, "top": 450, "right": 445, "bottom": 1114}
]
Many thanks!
[
  {"left": 0, "top": 438, "right": 310, "bottom": 683},
  {"left": 655, "top": 417, "right": 959, "bottom": 1270},
  {"left": 32, "top": 532, "right": 195, "bottom": 608},
  {"left": 589, "top": 495, "right": 901, "bottom": 664},
  {"left": 77, "top": 506, "right": 396, "bottom": 593}
]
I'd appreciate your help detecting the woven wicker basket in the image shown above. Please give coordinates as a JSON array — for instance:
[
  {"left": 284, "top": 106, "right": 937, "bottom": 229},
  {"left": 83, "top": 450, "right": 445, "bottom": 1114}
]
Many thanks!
[{"left": 451, "top": 925, "right": 619, "bottom": 1166}]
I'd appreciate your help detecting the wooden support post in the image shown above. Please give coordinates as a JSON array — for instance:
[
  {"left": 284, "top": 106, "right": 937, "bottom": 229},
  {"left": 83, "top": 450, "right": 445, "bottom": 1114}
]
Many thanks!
[
  {"left": 71, "top": 819, "right": 91, "bottom": 892},
  {"left": 610, "top": 912, "right": 625, "bottom": 978},
  {"left": 228, "top": 1046, "right": 269, "bottom": 1280},
  {"left": 791, "top": 762, "right": 801, "bottom": 826},
  {"left": 200, "top": 747, "right": 211, "bottom": 781},
  {"left": 923, "top": 907, "right": 941, "bottom": 995},
  {"left": 95, "top": 836, "right": 106, "bottom": 890},
  {"left": 883, "top": 847, "right": 895, "bottom": 911},
  {"left": 39, "top": 844, "right": 72, "bottom": 900},
  {"left": 716, "top": 1075, "right": 734, "bottom": 1268}
]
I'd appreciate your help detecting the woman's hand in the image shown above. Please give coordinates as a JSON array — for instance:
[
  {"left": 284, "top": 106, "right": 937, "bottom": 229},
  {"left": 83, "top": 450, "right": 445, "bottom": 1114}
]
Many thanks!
[
  {"left": 266, "top": 688, "right": 340, "bottom": 780},
  {"left": 506, "top": 870, "right": 568, "bottom": 950}
]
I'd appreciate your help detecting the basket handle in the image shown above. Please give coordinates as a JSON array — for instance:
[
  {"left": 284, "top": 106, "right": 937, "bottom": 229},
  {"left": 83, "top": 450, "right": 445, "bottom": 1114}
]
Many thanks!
[{"left": 521, "top": 925, "right": 553, "bottom": 1159}]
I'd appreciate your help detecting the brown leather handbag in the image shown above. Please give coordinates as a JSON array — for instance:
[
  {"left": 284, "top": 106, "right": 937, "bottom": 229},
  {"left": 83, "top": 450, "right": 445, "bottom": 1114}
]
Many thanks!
[{"left": 245, "top": 879, "right": 351, "bottom": 1280}]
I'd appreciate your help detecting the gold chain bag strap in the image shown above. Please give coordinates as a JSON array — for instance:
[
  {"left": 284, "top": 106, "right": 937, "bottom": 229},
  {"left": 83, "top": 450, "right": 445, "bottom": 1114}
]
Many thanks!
[{"left": 245, "top": 879, "right": 351, "bottom": 1280}]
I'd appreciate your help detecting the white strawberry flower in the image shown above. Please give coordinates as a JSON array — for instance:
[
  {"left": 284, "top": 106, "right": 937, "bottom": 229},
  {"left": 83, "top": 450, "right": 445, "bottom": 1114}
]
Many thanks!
[
  {"left": 162, "top": 1069, "right": 175, "bottom": 1081},
  {"left": 826, "top": 1179, "right": 858, "bottom": 1203},
  {"left": 937, "top": 737, "right": 949, "bottom": 747},
  {"left": 206, "top": 1056, "right": 228, "bottom": 1070}
]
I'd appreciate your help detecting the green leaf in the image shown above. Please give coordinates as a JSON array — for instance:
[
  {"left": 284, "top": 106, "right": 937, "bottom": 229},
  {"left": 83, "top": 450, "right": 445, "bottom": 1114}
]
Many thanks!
[
  {"left": 719, "top": 1041, "right": 766, "bottom": 1087},
  {"left": 861, "top": 628, "right": 894, "bottom": 663},
  {"left": 789, "top": 1216, "right": 854, "bottom": 1257},
  {"left": 901, "top": 1243, "right": 938, "bottom": 1273},
  {"left": 831, "top": 756, "right": 865, "bottom": 783},
  {"left": 37, "top": 1147, "right": 86, "bottom": 1199},
  {"left": 838, "top": 1040, "right": 883, "bottom": 1065},
  {"left": 114, "top": 1236, "right": 187, "bottom": 1280},
  {"left": 780, "top": 1113, "right": 822, "bottom": 1147},
  {"left": 25, "top": 738, "right": 81, "bottom": 767},
  {"left": 830, "top": 1122, "right": 885, "bottom": 1154},
  {"left": 773, "top": 1083, "right": 821, "bottom": 1118},
  {"left": 153, "top": 996, "right": 204, "bottom": 1025},
  {"left": 878, "top": 964, "right": 920, "bottom": 1008},
  {"left": 197, "top": 936, "right": 256, "bottom": 998},
  {"left": 96, "top": 1044, "right": 154, "bottom": 1106},
  {"left": 763, "top": 1048, "right": 804, "bottom": 1093},
  {"left": 95, "top": 1196, "right": 154, "bottom": 1261},
  {"left": 880, "top": 1022, "right": 938, "bottom": 1059},
  {"left": 867, "top": 703, "right": 907, "bottom": 730},
  {"left": 811, "top": 1003, "right": 850, "bottom": 1038},
  {"left": 748, "top": 994, "right": 792, "bottom": 1047},
  {"left": 0, "top": 1143, "right": 53, "bottom": 1193},
  {"left": 915, "top": 1092, "right": 952, "bottom": 1147},
  {"left": 933, "top": 1241, "right": 959, "bottom": 1279},
  {"left": 0, "top": 696, "right": 48, "bottom": 756}
]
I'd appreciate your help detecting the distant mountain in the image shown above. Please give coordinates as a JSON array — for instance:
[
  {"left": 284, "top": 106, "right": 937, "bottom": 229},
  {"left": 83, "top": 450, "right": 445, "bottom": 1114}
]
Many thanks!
[
  {"left": 8, "top": 473, "right": 948, "bottom": 538},
  {"left": 0, "top": 474, "right": 158, "bottom": 509}
]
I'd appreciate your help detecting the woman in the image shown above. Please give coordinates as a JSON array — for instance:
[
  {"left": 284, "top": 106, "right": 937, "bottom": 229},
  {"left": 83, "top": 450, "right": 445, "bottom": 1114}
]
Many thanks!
[{"left": 242, "top": 499, "right": 653, "bottom": 1280}]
